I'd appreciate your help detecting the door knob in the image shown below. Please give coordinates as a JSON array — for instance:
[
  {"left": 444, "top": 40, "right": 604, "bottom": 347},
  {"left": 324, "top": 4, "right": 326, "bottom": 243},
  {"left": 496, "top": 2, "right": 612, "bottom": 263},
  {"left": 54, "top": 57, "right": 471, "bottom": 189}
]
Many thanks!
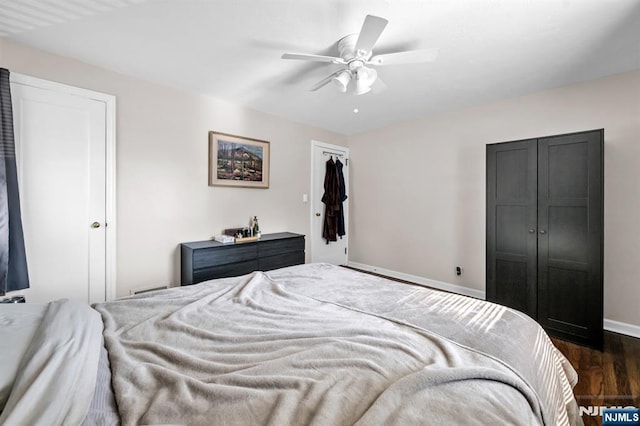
[
  {"left": 528, "top": 229, "right": 536, "bottom": 233},
  {"left": 315, "top": 213, "right": 321, "bottom": 217},
  {"left": 91, "top": 221, "right": 101, "bottom": 228},
  {"left": 539, "top": 230, "right": 546, "bottom": 235}
]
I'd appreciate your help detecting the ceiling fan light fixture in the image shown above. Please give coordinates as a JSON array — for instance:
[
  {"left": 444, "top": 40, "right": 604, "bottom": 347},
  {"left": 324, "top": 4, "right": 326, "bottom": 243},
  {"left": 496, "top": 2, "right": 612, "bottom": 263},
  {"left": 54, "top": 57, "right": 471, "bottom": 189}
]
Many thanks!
[
  {"left": 283, "top": 15, "right": 439, "bottom": 96},
  {"left": 354, "top": 67, "right": 377, "bottom": 95},
  {"left": 332, "top": 70, "right": 351, "bottom": 93},
  {"left": 354, "top": 82, "right": 371, "bottom": 95}
]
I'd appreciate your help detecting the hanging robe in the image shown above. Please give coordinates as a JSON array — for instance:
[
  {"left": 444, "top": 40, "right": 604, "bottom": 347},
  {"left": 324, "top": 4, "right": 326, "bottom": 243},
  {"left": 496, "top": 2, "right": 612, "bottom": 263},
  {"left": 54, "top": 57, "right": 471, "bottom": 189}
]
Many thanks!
[
  {"left": 335, "top": 158, "right": 347, "bottom": 238},
  {"left": 321, "top": 157, "right": 340, "bottom": 243}
]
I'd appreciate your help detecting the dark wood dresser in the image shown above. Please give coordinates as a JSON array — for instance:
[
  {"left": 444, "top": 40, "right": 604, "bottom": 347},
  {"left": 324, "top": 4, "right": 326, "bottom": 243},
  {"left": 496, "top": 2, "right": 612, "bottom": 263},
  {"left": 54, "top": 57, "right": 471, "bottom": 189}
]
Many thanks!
[{"left": 180, "top": 232, "right": 305, "bottom": 285}]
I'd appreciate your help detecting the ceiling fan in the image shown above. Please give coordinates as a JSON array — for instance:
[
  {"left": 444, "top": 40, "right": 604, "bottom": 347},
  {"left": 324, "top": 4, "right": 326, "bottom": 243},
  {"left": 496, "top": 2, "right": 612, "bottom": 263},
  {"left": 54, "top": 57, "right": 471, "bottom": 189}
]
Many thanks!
[{"left": 282, "top": 15, "right": 439, "bottom": 95}]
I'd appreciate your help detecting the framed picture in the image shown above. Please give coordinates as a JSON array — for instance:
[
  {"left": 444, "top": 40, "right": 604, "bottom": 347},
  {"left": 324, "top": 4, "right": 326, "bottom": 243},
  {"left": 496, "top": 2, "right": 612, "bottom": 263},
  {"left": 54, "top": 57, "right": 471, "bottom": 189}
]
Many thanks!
[{"left": 208, "top": 131, "right": 270, "bottom": 188}]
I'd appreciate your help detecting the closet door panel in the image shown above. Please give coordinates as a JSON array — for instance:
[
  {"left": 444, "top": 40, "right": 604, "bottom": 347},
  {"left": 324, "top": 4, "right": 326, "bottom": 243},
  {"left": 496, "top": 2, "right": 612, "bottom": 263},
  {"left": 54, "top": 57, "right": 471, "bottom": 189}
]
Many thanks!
[
  {"left": 537, "top": 130, "right": 603, "bottom": 348},
  {"left": 494, "top": 259, "right": 529, "bottom": 313},
  {"left": 486, "top": 139, "right": 537, "bottom": 318},
  {"left": 548, "top": 205, "right": 588, "bottom": 262},
  {"left": 496, "top": 206, "right": 527, "bottom": 254},
  {"left": 496, "top": 149, "right": 529, "bottom": 199},
  {"left": 548, "top": 142, "right": 589, "bottom": 198},
  {"left": 546, "top": 267, "right": 590, "bottom": 338}
]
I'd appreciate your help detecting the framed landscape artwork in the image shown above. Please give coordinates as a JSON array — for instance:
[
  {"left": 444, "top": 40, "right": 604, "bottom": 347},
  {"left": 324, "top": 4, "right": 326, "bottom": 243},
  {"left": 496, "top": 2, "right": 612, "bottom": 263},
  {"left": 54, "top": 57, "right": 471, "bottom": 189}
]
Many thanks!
[{"left": 208, "top": 131, "right": 270, "bottom": 188}]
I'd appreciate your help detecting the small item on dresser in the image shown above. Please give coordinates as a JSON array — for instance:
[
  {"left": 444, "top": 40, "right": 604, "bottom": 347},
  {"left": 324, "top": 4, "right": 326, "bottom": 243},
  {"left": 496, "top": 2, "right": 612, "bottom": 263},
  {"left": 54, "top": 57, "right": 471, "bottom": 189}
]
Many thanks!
[
  {"left": 253, "top": 216, "right": 260, "bottom": 238},
  {"left": 214, "top": 235, "right": 235, "bottom": 244},
  {"left": 223, "top": 227, "right": 244, "bottom": 237},
  {"left": 235, "top": 234, "right": 259, "bottom": 243}
]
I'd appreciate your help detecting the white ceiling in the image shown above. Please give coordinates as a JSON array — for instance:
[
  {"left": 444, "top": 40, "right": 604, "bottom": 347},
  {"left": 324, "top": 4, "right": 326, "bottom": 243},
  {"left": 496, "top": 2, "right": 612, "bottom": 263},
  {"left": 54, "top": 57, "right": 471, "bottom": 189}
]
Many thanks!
[{"left": 1, "top": 0, "right": 639, "bottom": 135}]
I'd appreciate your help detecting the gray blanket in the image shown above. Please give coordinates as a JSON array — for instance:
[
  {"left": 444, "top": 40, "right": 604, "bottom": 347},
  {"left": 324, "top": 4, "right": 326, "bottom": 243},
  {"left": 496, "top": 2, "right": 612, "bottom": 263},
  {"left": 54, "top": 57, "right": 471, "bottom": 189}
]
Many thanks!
[
  {"left": 0, "top": 299, "right": 103, "bottom": 425},
  {"left": 95, "top": 263, "right": 581, "bottom": 426}
]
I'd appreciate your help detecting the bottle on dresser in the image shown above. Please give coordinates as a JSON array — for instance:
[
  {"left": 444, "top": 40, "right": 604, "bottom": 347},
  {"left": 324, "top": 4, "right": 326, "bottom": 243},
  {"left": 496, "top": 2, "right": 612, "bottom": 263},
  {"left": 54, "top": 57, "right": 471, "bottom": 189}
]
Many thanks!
[{"left": 253, "top": 216, "right": 260, "bottom": 238}]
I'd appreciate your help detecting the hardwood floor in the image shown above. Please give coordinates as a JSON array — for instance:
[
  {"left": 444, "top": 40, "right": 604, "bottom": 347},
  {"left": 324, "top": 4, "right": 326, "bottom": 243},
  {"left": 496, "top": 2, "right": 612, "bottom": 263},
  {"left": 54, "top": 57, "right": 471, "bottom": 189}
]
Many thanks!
[{"left": 552, "top": 332, "right": 640, "bottom": 426}]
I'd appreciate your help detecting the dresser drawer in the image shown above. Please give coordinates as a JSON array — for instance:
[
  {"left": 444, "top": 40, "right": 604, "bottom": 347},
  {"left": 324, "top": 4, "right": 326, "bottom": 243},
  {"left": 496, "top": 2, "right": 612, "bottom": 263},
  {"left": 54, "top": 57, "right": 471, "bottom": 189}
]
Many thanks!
[
  {"left": 259, "top": 252, "right": 305, "bottom": 272},
  {"left": 193, "top": 260, "right": 259, "bottom": 283},
  {"left": 193, "top": 244, "right": 257, "bottom": 269},
  {"left": 258, "top": 237, "right": 304, "bottom": 257}
]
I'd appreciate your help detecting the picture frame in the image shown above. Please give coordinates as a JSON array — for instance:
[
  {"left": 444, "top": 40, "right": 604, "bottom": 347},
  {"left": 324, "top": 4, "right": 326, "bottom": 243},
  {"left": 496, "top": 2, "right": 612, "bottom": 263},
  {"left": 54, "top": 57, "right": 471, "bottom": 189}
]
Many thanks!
[{"left": 208, "top": 131, "right": 270, "bottom": 188}]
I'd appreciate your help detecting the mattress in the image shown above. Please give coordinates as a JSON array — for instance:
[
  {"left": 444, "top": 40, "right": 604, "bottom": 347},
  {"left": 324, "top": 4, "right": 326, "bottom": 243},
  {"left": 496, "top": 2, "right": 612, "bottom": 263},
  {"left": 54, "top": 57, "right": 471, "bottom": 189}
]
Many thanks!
[{"left": 0, "top": 263, "right": 583, "bottom": 425}]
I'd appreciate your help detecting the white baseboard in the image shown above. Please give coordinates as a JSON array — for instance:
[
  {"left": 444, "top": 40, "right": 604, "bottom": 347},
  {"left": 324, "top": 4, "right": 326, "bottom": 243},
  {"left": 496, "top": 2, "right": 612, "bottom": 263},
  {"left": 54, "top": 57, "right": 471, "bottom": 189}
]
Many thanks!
[
  {"left": 604, "top": 319, "right": 640, "bottom": 339},
  {"left": 347, "top": 261, "right": 640, "bottom": 340},
  {"left": 129, "top": 285, "right": 168, "bottom": 296},
  {"left": 347, "top": 261, "right": 486, "bottom": 300}
]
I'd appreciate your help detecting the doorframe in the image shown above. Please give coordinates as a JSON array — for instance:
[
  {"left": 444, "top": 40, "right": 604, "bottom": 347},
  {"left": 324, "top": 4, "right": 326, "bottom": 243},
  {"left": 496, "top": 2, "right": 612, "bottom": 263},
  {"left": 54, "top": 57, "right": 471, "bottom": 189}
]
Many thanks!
[
  {"left": 9, "top": 72, "right": 117, "bottom": 301},
  {"left": 310, "top": 140, "right": 349, "bottom": 263}
]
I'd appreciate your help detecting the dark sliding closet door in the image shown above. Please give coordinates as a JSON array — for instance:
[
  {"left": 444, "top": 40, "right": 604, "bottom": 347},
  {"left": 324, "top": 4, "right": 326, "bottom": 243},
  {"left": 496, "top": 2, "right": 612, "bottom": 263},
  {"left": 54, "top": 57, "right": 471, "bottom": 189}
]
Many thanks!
[{"left": 486, "top": 129, "right": 603, "bottom": 349}]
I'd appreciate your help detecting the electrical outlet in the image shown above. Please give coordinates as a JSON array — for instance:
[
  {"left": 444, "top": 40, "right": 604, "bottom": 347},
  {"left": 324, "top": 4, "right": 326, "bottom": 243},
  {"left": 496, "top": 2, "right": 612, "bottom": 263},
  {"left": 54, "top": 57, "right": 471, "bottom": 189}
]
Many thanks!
[{"left": 455, "top": 266, "right": 462, "bottom": 276}]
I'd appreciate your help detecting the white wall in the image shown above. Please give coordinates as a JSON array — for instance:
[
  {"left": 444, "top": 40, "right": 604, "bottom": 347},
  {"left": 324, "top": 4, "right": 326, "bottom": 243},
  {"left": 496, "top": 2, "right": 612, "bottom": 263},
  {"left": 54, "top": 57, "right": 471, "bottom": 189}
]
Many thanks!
[
  {"left": 348, "top": 70, "right": 640, "bottom": 328},
  {"left": 1, "top": 38, "right": 347, "bottom": 297},
  {"left": 2, "top": 38, "right": 638, "bottom": 329}
]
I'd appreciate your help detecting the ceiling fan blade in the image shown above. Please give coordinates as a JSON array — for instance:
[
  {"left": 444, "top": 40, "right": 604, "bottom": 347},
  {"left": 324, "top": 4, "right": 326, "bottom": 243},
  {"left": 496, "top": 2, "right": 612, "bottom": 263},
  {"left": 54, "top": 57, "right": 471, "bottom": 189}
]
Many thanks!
[
  {"left": 282, "top": 53, "right": 345, "bottom": 64},
  {"left": 355, "top": 15, "right": 388, "bottom": 54},
  {"left": 310, "top": 70, "right": 343, "bottom": 91},
  {"left": 369, "top": 48, "right": 439, "bottom": 66}
]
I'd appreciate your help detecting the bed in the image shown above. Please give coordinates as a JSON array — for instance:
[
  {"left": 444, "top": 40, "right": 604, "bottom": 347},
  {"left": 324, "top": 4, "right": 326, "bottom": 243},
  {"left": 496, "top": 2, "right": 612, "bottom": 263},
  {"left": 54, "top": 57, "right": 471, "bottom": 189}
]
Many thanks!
[{"left": 0, "top": 263, "right": 582, "bottom": 425}]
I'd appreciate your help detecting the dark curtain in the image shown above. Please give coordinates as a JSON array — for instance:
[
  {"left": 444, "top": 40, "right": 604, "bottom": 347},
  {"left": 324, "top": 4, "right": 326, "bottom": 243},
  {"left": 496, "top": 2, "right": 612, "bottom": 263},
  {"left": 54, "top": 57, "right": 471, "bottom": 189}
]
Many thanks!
[{"left": 0, "top": 68, "right": 29, "bottom": 295}]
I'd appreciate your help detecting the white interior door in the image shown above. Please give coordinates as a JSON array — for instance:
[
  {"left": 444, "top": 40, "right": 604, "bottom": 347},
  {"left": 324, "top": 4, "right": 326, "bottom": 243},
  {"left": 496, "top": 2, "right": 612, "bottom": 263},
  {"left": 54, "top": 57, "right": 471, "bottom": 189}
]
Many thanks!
[
  {"left": 310, "top": 141, "right": 349, "bottom": 265},
  {"left": 10, "top": 75, "right": 115, "bottom": 304}
]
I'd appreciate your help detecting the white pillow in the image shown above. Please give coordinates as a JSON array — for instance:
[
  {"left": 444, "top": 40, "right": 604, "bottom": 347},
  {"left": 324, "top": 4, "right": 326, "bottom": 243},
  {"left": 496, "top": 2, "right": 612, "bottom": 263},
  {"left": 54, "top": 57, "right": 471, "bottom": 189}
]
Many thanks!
[{"left": 0, "top": 304, "right": 46, "bottom": 411}]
